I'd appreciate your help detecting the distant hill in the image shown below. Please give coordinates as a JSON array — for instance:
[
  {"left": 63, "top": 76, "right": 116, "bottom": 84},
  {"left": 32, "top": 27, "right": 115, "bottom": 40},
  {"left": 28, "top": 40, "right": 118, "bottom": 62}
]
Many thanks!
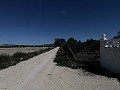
[{"left": 0, "top": 44, "right": 14, "bottom": 46}]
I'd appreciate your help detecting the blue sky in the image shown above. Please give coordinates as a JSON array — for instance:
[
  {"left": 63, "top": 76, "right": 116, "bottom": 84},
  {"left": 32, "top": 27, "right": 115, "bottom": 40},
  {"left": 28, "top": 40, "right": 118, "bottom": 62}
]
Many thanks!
[{"left": 0, "top": 0, "right": 120, "bottom": 45}]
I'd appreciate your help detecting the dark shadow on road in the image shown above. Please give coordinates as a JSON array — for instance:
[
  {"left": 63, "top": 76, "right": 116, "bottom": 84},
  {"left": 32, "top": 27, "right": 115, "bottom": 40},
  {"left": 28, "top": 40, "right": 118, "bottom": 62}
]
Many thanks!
[
  {"left": 53, "top": 53, "right": 120, "bottom": 83},
  {"left": 78, "top": 61, "right": 120, "bottom": 83}
]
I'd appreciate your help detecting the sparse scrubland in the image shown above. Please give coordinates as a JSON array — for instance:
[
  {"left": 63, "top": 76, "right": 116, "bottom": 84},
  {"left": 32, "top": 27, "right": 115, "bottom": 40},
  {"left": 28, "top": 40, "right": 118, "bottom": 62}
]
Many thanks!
[
  {"left": 0, "top": 47, "right": 54, "bottom": 69},
  {"left": 54, "top": 38, "right": 100, "bottom": 68},
  {"left": 0, "top": 47, "right": 48, "bottom": 55},
  {"left": 0, "top": 47, "right": 119, "bottom": 90},
  {"left": 53, "top": 37, "right": 120, "bottom": 80}
]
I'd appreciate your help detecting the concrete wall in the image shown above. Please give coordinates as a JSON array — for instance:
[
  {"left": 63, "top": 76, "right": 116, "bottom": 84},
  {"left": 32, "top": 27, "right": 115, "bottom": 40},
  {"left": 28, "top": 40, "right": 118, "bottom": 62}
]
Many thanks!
[{"left": 100, "top": 39, "right": 120, "bottom": 73}]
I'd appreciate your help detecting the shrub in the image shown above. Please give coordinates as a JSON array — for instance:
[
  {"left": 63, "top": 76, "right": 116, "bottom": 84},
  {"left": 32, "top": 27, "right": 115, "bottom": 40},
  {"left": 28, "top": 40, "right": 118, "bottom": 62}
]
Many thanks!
[
  {"left": 0, "top": 54, "right": 11, "bottom": 68},
  {"left": 54, "top": 47, "right": 77, "bottom": 68}
]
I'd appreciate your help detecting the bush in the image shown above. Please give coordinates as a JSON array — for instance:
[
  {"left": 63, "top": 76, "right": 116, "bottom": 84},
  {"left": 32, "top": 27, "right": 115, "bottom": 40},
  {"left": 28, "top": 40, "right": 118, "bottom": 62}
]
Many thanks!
[
  {"left": 56, "top": 47, "right": 66, "bottom": 56},
  {"left": 0, "top": 54, "right": 11, "bottom": 68},
  {"left": 54, "top": 47, "right": 79, "bottom": 68}
]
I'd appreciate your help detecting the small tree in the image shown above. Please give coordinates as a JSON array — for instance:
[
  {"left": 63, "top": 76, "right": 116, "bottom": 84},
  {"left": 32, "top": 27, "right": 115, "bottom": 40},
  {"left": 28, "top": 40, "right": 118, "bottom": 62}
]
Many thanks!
[
  {"left": 54, "top": 38, "right": 66, "bottom": 46},
  {"left": 66, "top": 38, "right": 79, "bottom": 58}
]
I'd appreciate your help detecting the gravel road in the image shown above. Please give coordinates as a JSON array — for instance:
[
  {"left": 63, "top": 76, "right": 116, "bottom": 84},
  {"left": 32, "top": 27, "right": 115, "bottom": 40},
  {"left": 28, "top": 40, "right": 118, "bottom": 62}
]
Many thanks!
[{"left": 0, "top": 47, "right": 120, "bottom": 90}]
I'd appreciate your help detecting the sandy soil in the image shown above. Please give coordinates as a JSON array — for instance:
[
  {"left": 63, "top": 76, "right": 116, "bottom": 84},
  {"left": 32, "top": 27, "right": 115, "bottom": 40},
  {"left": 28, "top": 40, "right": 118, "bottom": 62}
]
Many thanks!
[
  {"left": 0, "top": 47, "right": 120, "bottom": 90},
  {"left": 0, "top": 47, "right": 47, "bottom": 55}
]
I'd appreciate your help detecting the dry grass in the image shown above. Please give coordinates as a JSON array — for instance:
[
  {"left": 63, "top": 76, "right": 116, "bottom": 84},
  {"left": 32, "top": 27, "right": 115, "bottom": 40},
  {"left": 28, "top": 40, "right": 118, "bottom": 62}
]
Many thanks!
[
  {"left": 0, "top": 47, "right": 48, "bottom": 55},
  {"left": 0, "top": 47, "right": 53, "bottom": 69}
]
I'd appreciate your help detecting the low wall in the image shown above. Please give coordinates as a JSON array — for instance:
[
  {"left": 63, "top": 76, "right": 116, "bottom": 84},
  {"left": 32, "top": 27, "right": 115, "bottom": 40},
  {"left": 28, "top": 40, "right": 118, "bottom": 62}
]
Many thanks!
[{"left": 100, "top": 39, "right": 120, "bottom": 73}]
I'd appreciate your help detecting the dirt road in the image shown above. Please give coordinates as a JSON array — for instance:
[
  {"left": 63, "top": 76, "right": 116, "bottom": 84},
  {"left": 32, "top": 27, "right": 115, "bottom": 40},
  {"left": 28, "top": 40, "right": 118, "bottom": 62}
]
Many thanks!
[
  {"left": 0, "top": 47, "right": 120, "bottom": 90},
  {"left": 0, "top": 47, "right": 59, "bottom": 90}
]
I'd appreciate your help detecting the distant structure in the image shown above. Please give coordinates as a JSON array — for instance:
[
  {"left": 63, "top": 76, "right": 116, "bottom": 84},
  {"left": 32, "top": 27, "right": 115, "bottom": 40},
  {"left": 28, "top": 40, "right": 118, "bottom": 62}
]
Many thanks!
[
  {"left": 100, "top": 34, "right": 120, "bottom": 73},
  {"left": 101, "top": 34, "right": 108, "bottom": 40}
]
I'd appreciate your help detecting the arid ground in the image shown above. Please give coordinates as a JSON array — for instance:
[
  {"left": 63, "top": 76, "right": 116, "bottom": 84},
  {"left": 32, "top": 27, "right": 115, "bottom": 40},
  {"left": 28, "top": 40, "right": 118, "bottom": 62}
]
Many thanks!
[
  {"left": 0, "top": 47, "right": 120, "bottom": 90},
  {"left": 0, "top": 47, "right": 48, "bottom": 55}
]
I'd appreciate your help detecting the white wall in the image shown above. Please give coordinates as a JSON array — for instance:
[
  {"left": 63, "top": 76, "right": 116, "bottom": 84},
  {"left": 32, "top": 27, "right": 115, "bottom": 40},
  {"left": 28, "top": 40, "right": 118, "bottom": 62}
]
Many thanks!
[{"left": 100, "top": 39, "right": 120, "bottom": 73}]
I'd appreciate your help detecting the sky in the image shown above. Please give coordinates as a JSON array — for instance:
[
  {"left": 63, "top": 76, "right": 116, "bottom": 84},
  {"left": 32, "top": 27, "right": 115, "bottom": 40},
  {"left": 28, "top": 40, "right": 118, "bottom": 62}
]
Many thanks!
[{"left": 0, "top": 0, "right": 120, "bottom": 45}]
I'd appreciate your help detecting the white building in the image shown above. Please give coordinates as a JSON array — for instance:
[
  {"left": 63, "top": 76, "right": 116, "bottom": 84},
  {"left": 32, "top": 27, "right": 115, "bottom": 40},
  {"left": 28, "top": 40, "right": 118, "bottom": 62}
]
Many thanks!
[{"left": 100, "top": 34, "right": 120, "bottom": 73}]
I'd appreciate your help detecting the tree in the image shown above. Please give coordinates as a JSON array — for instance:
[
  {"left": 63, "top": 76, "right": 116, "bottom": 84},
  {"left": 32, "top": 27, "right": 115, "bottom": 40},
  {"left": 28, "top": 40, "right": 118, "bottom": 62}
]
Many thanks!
[
  {"left": 84, "top": 39, "right": 100, "bottom": 54},
  {"left": 86, "top": 39, "right": 95, "bottom": 46},
  {"left": 91, "top": 40, "right": 100, "bottom": 54},
  {"left": 54, "top": 38, "right": 66, "bottom": 46},
  {"left": 113, "top": 31, "right": 120, "bottom": 39},
  {"left": 65, "top": 37, "right": 80, "bottom": 58}
]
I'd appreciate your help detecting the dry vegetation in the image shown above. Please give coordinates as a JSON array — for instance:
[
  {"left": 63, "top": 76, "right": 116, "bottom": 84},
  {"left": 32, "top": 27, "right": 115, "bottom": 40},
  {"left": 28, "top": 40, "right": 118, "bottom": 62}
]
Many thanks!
[
  {"left": 53, "top": 37, "right": 120, "bottom": 82},
  {"left": 0, "top": 47, "right": 48, "bottom": 55},
  {"left": 0, "top": 47, "right": 54, "bottom": 69}
]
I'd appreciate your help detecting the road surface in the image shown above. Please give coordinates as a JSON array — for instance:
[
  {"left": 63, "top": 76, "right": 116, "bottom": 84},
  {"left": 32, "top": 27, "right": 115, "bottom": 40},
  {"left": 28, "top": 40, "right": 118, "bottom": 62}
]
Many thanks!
[{"left": 0, "top": 47, "right": 120, "bottom": 90}]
